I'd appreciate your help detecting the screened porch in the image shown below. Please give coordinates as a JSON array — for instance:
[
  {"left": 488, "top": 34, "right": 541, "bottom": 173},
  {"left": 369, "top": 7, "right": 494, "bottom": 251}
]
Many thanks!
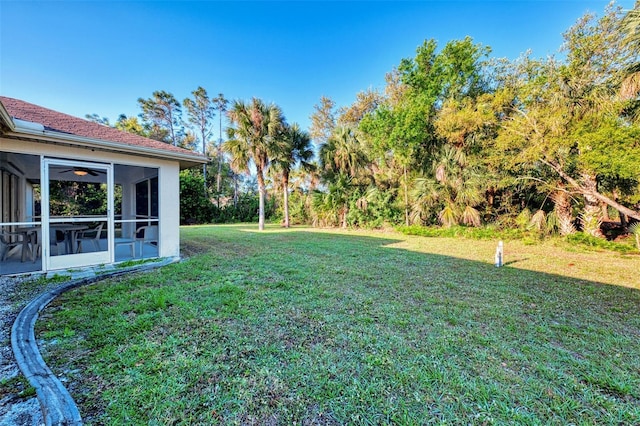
[{"left": 0, "top": 152, "right": 161, "bottom": 276}]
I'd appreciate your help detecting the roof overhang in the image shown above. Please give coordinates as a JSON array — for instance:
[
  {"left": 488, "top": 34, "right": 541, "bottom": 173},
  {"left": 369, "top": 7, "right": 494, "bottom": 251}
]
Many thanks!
[
  {"left": 2, "top": 122, "right": 208, "bottom": 169},
  {"left": 0, "top": 101, "right": 16, "bottom": 132}
]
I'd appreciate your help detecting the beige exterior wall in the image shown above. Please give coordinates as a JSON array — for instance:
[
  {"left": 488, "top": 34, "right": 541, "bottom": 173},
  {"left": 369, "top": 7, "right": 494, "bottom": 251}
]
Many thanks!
[{"left": 158, "top": 162, "right": 180, "bottom": 258}]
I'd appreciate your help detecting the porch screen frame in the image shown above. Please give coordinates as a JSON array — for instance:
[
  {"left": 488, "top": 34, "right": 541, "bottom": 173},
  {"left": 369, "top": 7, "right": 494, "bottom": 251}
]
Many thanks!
[{"left": 42, "top": 158, "right": 114, "bottom": 271}]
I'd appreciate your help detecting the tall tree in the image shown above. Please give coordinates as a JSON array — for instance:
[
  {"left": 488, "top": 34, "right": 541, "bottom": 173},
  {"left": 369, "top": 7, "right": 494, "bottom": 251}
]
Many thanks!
[
  {"left": 224, "top": 98, "right": 285, "bottom": 230},
  {"left": 318, "top": 125, "right": 368, "bottom": 227},
  {"left": 138, "top": 90, "right": 183, "bottom": 146},
  {"left": 115, "top": 114, "right": 149, "bottom": 137},
  {"left": 213, "top": 93, "right": 229, "bottom": 203},
  {"left": 620, "top": 1, "right": 640, "bottom": 101},
  {"left": 85, "top": 114, "right": 110, "bottom": 126},
  {"left": 272, "top": 123, "right": 314, "bottom": 227},
  {"left": 495, "top": 5, "right": 640, "bottom": 226},
  {"left": 310, "top": 96, "right": 337, "bottom": 145},
  {"left": 338, "top": 89, "right": 383, "bottom": 126},
  {"left": 361, "top": 37, "right": 491, "bottom": 225},
  {"left": 183, "top": 87, "right": 215, "bottom": 196}
]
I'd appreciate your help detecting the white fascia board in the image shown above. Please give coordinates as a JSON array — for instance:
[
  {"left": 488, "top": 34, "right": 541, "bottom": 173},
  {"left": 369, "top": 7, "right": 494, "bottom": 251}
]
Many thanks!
[{"left": 5, "top": 127, "right": 208, "bottom": 167}]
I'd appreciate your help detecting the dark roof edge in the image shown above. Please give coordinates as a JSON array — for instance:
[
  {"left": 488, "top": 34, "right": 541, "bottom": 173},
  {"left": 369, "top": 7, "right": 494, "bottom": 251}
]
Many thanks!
[
  {"left": 5, "top": 126, "right": 208, "bottom": 169},
  {"left": 0, "top": 101, "right": 16, "bottom": 132}
]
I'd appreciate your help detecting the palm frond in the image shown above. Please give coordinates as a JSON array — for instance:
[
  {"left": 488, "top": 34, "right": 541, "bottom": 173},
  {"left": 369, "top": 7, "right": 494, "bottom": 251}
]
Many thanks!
[
  {"left": 515, "top": 208, "right": 532, "bottom": 229},
  {"left": 438, "top": 204, "right": 459, "bottom": 228},
  {"left": 528, "top": 209, "right": 547, "bottom": 233},
  {"left": 461, "top": 205, "right": 481, "bottom": 227},
  {"left": 545, "top": 210, "right": 560, "bottom": 235},
  {"left": 621, "top": 69, "right": 640, "bottom": 99}
]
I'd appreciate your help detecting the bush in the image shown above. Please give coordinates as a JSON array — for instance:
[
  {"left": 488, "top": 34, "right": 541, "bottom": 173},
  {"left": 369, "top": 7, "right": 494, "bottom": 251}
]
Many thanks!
[
  {"left": 180, "top": 170, "right": 216, "bottom": 224},
  {"left": 396, "top": 224, "right": 526, "bottom": 240},
  {"left": 211, "top": 194, "right": 277, "bottom": 224},
  {"left": 565, "top": 232, "right": 636, "bottom": 253}
]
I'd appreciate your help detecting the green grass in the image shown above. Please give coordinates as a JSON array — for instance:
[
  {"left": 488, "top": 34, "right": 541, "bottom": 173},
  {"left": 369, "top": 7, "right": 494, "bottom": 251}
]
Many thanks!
[
  {"left": 36, "top": 224, "right": 640, "bottom": 425},
  {"left": 0, "top": 376, "right": 36, "bottom": 399}
]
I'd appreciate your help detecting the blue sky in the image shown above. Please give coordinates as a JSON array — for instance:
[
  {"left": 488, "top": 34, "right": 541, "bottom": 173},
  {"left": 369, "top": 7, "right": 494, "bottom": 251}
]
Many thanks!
[{"left": 1, "top": 1, "right": 634, "bottom": 143}]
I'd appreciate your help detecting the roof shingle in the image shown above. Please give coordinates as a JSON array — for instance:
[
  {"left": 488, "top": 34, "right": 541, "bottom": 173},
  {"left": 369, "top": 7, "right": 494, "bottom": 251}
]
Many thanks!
[{"left": 0, "top": 96, "right": 202, "bottom": 158}]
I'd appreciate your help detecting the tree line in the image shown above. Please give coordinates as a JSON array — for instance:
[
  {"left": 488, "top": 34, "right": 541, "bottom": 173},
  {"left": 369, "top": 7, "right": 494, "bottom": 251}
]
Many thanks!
[
  {"left": 306, "top": 2, "right": 640, "bottom": 241},
  {"left": 87, "top": 88, "right": 315, "bottom": 230},
  {"left": 89, "top": 2, "right": 640, "bottom": 242}
]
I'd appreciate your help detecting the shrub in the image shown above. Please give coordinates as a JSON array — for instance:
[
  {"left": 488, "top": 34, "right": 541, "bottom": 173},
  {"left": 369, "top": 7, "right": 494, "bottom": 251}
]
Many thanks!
[
  {"left": 566, "top": 232, "right": 636, "bottom": 253},
  {"left": 396, "top": 224, "right": 526, "bottom": 240}
]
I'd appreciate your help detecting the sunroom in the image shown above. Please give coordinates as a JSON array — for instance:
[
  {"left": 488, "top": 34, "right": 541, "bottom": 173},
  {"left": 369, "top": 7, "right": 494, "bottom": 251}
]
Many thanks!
[{"left": 0, "top": 96, "right": 207, "bottom": 276}]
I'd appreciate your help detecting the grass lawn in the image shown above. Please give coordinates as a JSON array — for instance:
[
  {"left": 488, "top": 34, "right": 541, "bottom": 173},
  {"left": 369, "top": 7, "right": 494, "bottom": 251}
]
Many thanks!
[{"left": 36, "top": 224, "right": 640, "bottom": 425}]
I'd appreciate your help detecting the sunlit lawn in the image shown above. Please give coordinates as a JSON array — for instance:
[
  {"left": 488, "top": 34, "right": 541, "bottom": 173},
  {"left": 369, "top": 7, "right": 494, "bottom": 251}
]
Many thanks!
[{"left": 37, "top": 224, "right": 640, "bottom": 424}]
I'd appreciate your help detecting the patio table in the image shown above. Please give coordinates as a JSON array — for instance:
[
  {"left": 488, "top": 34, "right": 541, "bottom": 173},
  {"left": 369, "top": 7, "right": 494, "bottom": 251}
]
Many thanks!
[{"left": 51, "top": 224, "right": 88, "bottom": 254}]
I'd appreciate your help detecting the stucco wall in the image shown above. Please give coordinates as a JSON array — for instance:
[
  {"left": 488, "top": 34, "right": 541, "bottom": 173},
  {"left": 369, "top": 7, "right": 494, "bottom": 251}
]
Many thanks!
[{"left": 158, "top": 162, "right": 180, "bottom": 258}]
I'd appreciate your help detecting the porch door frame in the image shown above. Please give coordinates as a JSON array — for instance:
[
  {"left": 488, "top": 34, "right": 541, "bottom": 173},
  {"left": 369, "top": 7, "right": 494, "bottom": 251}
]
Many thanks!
[{"left": 42, "top": 158, "right": 114, "bottom": 271}]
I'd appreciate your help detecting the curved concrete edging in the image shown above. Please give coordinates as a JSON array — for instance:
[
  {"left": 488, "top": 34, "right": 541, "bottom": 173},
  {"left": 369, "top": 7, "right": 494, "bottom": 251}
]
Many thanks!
[{"left": 11, "top": 258, "right": 178, "bottom": 426}]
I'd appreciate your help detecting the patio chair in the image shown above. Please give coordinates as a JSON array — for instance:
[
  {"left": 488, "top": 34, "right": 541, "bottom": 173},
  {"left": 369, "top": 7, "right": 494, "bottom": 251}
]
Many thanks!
[
  {"left": 0, "top": 231, "right": 30, "bottom": 262},
  {"left": 28, "top": 227, "right": 42, "bottom": 262},
  {"left": 135, "top": 225, "right": 158, "bottom": 258},
  {"left": 76, "top": 224, "right": 104, "bottom": 253},
  {"left": 49, "top": 228, "right": 67, "bottom": 256}
]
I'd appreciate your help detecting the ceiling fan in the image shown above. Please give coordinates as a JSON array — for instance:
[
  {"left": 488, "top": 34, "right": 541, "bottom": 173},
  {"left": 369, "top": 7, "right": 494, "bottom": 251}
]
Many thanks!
[{"left": 59, "top": 167, "right": 106, "bottom": 177}]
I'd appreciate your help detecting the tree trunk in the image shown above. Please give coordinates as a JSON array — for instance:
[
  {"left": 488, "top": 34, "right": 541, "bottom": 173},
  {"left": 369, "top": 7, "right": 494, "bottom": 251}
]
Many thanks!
[
  {"left": 257, "top": 169, "right": 266, "bottom": 231},
  {"left": 612, "top": 188, "right": 628, "bottom": 228},
  {"left": 541, "top": 160, "right": 640, "bottom": 222},
  {"left": 216, "top": 143, "right": 223, "bottom": 203},
  {"left": 203, "top": 130, "right": 208, "bottom": 199},
  {"left": 233, "top": 172, "right": 238, "bottom": 207},
  {"left": 580, "top": 173, "right": 604, "bottom": 238},
  {"left": 552, "top": 187, "right": 575, "bottom": 236},
  {"left": 283, "top": 171, "right": 290, "bottom": 228},
  {"left": 486, "top": 186, "right": 495, "bottom": 206},
  {"left": 203, "top": 164, "right": 207, "bottom": 198},
  {"left": 341, "top": 204, "right": 348, "bottom": 228},
  {"left": 404, "top": 166, "right": 409, "bottom": 226}
]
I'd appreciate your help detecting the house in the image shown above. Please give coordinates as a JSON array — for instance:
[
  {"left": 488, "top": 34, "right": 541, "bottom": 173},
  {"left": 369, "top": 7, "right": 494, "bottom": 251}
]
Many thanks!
[{"left": 0, "top": 96, "right": 207, "bottom": 276}]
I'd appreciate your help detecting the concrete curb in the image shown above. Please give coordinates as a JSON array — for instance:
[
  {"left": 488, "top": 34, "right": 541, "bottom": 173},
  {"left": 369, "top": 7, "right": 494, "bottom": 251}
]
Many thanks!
[{"left": 11, "top": 258, "right": 177, "bottom": 426}]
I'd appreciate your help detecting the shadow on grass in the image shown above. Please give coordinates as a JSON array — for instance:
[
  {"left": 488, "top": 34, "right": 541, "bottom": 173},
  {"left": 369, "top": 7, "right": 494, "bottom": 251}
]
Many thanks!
[{"left": 503, "top": 258, "right": 529, "bottom": 266}]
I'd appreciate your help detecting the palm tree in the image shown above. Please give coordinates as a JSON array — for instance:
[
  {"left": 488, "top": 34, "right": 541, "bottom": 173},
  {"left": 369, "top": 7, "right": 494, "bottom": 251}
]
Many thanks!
[
  {"left": 317, "top": 125, "right": 369, "bottom": 227},
  {"left": 224, "top": 98, "right": 284, "bottom": 230},
  {"left": 621, "top": 2, "right": 640, "bottom": 100},
  {"left": 411, "top": 146, "right": 484, "bottom": 227},
  {"left": 213, "top": 93, "right": 229, "bottom": 206},
  {"left": 310, "top": 174, "right": 351, "bottom": 228},
  {"left": 319, "top": 125, "right": 366, "bottom": 179},
  {"left": 271, "top": 123, "right": 314, "bottom": 227}
]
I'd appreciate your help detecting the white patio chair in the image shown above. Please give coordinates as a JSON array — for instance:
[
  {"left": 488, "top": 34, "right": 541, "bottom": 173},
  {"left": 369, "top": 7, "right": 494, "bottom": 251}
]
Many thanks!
[
  {"left": 76, "top": 224, "right": 104, "bottom": 253},
  {"left": 135, "top": 225, "right": 158, "bottom": 258}
]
